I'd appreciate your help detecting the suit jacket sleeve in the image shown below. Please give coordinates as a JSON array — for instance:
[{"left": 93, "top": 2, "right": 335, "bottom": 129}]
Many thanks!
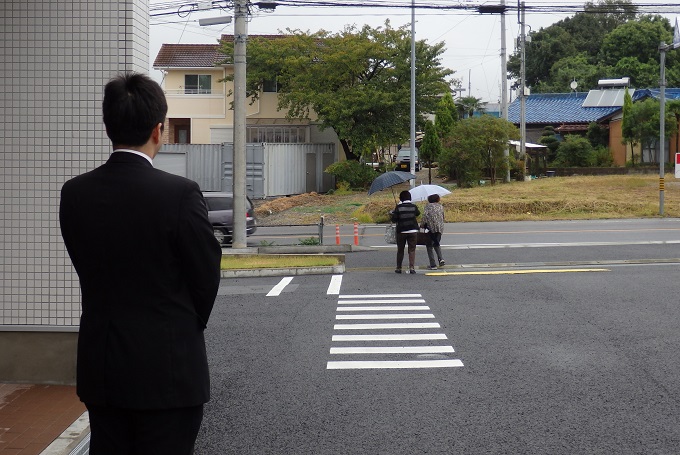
[{"left": 176, "top": 182, "right": 222, "bottom": 328}]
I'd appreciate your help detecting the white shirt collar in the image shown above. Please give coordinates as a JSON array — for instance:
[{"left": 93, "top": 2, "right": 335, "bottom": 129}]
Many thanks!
[{"left": 112, "top": 149, "right": 153, "bottom": 166}]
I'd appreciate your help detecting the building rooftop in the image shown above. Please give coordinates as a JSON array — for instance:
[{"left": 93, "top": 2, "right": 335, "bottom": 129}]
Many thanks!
[
  {"left": 508, "top": 89, "right": 680, "bottom": 126},
  {"left": 153, "top": 35, "right": 287, "bottom": 69}
]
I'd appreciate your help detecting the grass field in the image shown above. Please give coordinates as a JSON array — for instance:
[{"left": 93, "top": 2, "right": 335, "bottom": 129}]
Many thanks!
[{"left": 254, "top": 173, "right": 680, "bottom": 226}]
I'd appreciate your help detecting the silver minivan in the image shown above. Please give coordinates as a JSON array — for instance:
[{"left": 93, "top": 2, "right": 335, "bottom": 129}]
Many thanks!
[
  {"left": 202, "top": 192, "right": 257, "bottom": 244},
  {"left": 396, "top": 148, "right": 420, "bottom": 172}
]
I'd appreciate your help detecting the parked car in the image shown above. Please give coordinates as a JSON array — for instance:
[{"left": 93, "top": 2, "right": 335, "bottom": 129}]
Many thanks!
[
  {"left": 395, "top": 148, "right": 420, "bottom": 172},
  {"left": 202, "top": 192, "right": 257, "bottom": 244}
]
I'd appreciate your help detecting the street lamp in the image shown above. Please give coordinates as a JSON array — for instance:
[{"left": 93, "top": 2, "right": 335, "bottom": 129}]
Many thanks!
[{"left": 198, "top": 16, "right": 232, "bottom": 26}]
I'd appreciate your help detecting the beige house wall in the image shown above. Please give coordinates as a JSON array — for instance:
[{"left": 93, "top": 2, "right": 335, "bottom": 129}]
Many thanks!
[{"left": 159, "top": 63, "right": 342, "bottom": 151}]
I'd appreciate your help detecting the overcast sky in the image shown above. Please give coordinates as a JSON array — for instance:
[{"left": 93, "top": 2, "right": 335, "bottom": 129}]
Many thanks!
[{"left": 149, "top": 1, "right": 678, "bottom": 103}]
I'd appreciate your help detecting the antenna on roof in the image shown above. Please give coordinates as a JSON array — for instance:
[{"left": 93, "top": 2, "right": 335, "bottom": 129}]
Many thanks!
[{"left": 570, "top": 79, "right": 578, "bottom": 93}]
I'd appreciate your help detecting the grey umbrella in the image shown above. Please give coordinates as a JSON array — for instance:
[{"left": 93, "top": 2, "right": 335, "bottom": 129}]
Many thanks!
[{"left": 368, "top": 171, "right": 417, "bottom": 199}]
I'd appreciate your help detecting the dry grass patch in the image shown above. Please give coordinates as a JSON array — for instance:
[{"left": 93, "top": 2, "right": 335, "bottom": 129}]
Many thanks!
[
  {"left": 256, "top": 174, "right": 680, "bottom": 225},
  {"left": 221, "top": 254, "right": 341, "bottom": 270}
]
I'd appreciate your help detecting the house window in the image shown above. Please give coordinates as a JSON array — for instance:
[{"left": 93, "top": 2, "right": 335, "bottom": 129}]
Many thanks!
[
  {"left": 247, "top": 126, "right": 307, "bottom": 143},
  {"left": 262, "top": 78, "right": 278, "bottom": 93},
  {"left": 184, "top": 75, "right": 211, "bottom": 94}
]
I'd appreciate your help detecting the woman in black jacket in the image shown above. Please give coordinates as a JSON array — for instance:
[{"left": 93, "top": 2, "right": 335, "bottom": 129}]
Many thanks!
[{"left": 391, "top": 190, "right": 420, "bottom": 274}]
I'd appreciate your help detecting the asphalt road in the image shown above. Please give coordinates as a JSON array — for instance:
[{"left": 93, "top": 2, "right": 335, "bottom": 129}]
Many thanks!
[{"left": 197, "top": 219, "right": 680, "bottom": 454}]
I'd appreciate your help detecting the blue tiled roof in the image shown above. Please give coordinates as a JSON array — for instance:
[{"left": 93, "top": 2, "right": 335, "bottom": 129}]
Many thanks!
[
  {"left": 632, "top": 88, "right": 680, "bottom": 101},
  {"left": 508, "top": 92, "right": 619, "bottom": 125},
  {"left": 508, "top": 88, "right": 680, "bottom": 125}
]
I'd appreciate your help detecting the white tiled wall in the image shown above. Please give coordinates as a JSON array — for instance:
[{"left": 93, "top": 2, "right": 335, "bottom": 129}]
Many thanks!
[{"left": 1, "top": 0, "right": 149, "bottom": 327}]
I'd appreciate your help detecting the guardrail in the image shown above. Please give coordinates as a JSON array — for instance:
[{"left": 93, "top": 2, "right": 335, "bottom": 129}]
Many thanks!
[{"left": 250, "top": 217, "right": 326, "bottom": 246}]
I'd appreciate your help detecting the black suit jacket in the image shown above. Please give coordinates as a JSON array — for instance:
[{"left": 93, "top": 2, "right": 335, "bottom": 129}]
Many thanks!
[{"left": 60, "top": 151, "right": 222, "bottom": 410}]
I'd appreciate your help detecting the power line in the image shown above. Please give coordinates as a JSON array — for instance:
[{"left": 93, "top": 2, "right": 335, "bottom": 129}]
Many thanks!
[{"left": 150, "top": 1, "right": 680, "bottom": 19}]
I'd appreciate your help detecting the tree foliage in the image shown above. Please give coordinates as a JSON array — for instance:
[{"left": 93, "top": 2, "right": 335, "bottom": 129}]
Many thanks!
[
  {"left": 456, "top": 96, "right": 486, "bottom": 119},
  {"left": 324, "top": 160, "right": 378, "bottom": 190},
  {"left": 622, "top": 87, "right": 636, "bottom": 163},
  {"left": 553, "top": 135, "right": 595, "bottom": 167},
  {"left": 539, "top": 126, "right": 560, "bottom": 162},
  {"left": 508, "top": 1, "right": 680, "bottom": 92},
  {"left": 419, "top": 120, "right": 442, "bottom": 184},
  {"left": 434, "top": 91, "right": 457, "bottom": 139},
  {"left": 217, "top": 22, "right": 455, "bottom": 161},
  {"left": 440, "top": 116, "right": 519, "bottom": 187}
]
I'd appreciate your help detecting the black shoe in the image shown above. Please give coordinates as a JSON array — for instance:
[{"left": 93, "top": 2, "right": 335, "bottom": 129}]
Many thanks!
[
  {"left": 409, "top": 269, "right": 417, "bottom": 274},
  {"left": 439, "top": 259, "right": 446, "bottom": 266},
  {"left": 395, "top": 269, "right": 402, "bottom": 274},
  {"left": 427, "top": 266, "right": 438, "bottom": 270}
]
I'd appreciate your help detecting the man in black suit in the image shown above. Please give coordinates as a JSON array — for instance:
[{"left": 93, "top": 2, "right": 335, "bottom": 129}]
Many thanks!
[{"left": 59, "top": 73, "right": 222, "bottom": 455}]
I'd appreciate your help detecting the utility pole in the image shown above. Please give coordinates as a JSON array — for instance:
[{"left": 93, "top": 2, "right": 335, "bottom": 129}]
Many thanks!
[
  {"left": 500, "top": 0, "right": 510, "bottom": 182},
  {"left": 409, "top": 0, "right": 416, "bottom": 186},
  {"left": 519, "top": 1, "right": 527, "bottom": 179},
  {"left": 658, "top": 20, "right": 680, "bottom": 216},
  {"left": 232, "top": 0, "right": 248, "bottom": 248}
]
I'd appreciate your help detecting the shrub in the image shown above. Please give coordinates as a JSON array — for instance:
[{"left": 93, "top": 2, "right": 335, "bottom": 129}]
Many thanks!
[
  {"left": 593, "top": 146, "right": 614, "bottom": 167},
  {"left": 325, "top": 160, "right": 379, "bottom": 190},
  {"left": 552, "top": 135, "right": 595, "bottom": 167}
]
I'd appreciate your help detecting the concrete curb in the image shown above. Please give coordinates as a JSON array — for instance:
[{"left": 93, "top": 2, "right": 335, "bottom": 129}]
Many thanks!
[
  {"left": 223, "top": 244, "right": 372, "bottom": 255},
  {"left": 221, "top": 264, "right": 345, "bottom": 278},
  {"left": 220, "top": 252, "right": 346, "bottom": 277},
  {"left": 39, "top": 411, "right": 90, "bottom": 455}
]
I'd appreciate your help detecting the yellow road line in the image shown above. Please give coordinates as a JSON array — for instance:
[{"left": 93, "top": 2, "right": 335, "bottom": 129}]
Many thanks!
[{"left": 426, "top": 268, "right": 609, "bottom": 276}]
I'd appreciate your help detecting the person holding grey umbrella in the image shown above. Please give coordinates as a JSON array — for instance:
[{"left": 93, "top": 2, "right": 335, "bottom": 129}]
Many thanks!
[{"left": 391, "top": 190, "right": 420, "bottom": 274}]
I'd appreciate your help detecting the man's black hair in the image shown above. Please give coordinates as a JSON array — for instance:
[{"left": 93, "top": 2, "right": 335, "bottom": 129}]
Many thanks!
[
  {"left": 102, "top": 73, "right": 168, "bottom": 147},
  {"left": 399, "top": 190, "right": 412, "bottom": 202}
]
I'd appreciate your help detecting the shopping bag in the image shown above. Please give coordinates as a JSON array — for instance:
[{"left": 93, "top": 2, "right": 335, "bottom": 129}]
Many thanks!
[
  {"left": 384, "top": 224, "right": 397, "bottom": 244},
  {"left": 416, "top": 228, "right": 432, "bottom": 246}
]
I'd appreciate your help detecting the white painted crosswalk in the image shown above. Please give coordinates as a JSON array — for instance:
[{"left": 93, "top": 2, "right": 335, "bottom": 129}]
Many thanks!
[{"left": 327, "top": 290, "right": 464, "bottom": 370}]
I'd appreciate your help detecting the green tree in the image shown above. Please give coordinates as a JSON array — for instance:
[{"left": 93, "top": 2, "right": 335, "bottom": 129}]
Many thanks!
[
  {"left": 419, "top": 120, "right": 442, "bottom": 184},
  {"left": 668, "top": 100, "right": 680, "bottom": 164},
  {"left": 434, "top": 91, "right": 457, "bottom": 140},
  {"left": 456, "top": 96, "right": 486, "bottom": 119},
  {"left": 504, "top": 3, "right": 680, "bottom": 93},
  {"left": 217, "top": 23, "right": 454, "bottom": 161},
  {"left": 440, "top": 116, "right": 519, "bottom": 186},
  {"left": 621, "top": 87, "right": 637, "bottom": 164},
  {"left": 633, "top": 99, "right": 659, "bottom": 164},
  {"left": 553, "top": 135, "right": 595, "bottom": 167},
  {"left": 609, "top": 57, "right": 658, "bottom": 88},
  {"left": 586, "top": 122, "right": 609, "bottom": 148},
  {"left": 540, "top": 53, "right": 600, "bottom": 93},
  {"left": 600, "top": 15, "right": 673, "bottom": 67},
  {"left": 539, "top": 126, "right": 560, "bottom": 162}
]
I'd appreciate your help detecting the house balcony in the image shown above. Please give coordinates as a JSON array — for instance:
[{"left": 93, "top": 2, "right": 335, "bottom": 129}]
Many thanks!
[{"left": 165, "top": 89, "right": 226, "bottom": 119}]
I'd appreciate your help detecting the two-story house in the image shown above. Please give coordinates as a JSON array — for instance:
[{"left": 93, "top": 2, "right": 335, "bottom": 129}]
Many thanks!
[{"left": 153, "top": 34, "right": 342, "bottom": 152}]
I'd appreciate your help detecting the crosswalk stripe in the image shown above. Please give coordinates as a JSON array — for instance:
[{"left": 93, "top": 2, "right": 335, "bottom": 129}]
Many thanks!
[
  {"left": 327, "top": 275, "right": 343, "bottom": 295},
  {"left": 336, "top": 306, "right": 430, "bottom": 311},
  {"left": 330, "top": 346, "right": 454, "bottom": 354},
  {"left": 336, "top": 314, "right": 435, "bottom": 320},
  {"left": 334, "top": 323, "right": 441, "bottom": 330},
  {"left": 327, "top": 360, "right": 464, "bottom": 369},
  {"left": 332, "top": 334, "right": 448, "bottom": 341},
  {"left": 337, "top": 299, "right": 426, "bottom": 304},
  {"left": 338, "top": 294, "right": 422, "bottom": 299}
]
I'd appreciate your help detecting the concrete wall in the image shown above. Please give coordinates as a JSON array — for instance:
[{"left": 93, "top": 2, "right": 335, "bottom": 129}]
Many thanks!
[
  {"left": 0, "top": 0, "right": 149, "bottom": 383},
  {"left": 0, "top": 331, "right": 78, "bottom": 385}
]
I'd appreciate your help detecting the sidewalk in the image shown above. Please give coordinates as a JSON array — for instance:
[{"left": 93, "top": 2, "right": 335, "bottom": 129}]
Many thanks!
[
  {"left": 1, "top": 245, "right": 360, "bottom": 455},
  {"left": 0, "top": 383, "right": 87, "bottom": 455}
]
